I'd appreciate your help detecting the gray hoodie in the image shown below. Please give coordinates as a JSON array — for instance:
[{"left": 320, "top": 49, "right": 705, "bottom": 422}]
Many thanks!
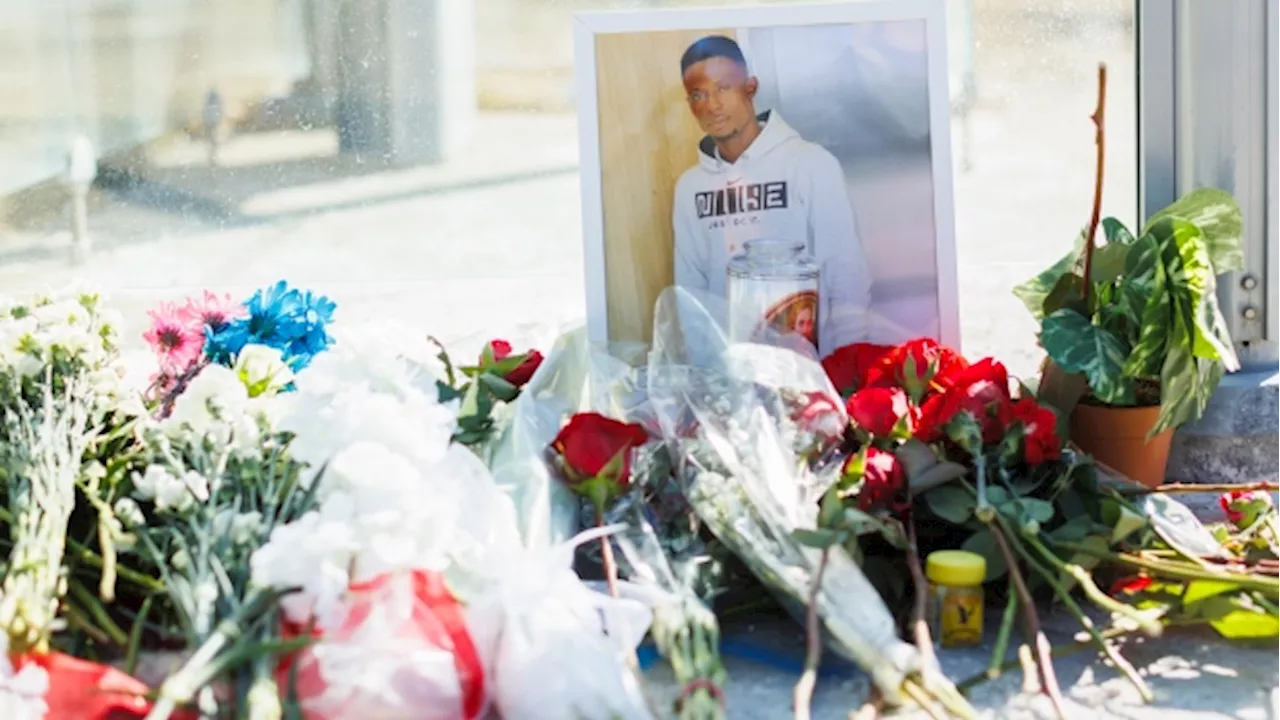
[{"left": 672, "top": 110, "right": 874, "bottom": 354}]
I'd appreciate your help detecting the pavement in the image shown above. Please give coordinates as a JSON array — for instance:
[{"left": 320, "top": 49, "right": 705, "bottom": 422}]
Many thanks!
[{"left": 3, "top": 7, "right": 1275, "bottom": 718}]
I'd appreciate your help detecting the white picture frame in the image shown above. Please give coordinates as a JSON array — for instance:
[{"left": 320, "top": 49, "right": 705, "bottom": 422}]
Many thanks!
[{"left": 575, "top": 0, "right": 961, "bottom": 353}]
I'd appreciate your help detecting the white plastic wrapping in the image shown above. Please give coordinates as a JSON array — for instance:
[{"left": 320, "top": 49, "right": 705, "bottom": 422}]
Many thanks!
[
  {"left": 484, "top": 328, "right": 641, "bottom": 550},
  {"left": 465, "top": 525, "right": 656, "bottom": 720},
  {"left": 644, "top": 286, "right": 921, "bottom": 701}
]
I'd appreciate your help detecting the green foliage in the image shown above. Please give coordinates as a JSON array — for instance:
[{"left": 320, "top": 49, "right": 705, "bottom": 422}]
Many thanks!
[{"left": 1015, "top": 188, "right": 1245, "bottom": 434}]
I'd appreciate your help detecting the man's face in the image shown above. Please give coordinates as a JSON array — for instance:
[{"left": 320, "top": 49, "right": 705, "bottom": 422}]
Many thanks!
[
  {"left": 795, "top": 307, "right": 815, "bottom": 341},
  {"left": 683, "top": 57, "right": 758, "bottom": 141}
]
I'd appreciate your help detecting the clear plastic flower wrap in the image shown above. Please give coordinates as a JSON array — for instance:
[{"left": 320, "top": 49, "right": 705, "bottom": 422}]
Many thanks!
[
  {"left": 644, "top": 286, "right": 923, "bottom": 704},
  {"left": 484, "top": 328, "right": 641, "bottom": 549},
  {"left": 464, "top": 526, "right": 655, "bottom": 720}
]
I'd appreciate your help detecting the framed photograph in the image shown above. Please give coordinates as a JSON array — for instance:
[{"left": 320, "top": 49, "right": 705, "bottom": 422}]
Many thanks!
[{"left": 574, "top": 0, "right": 960, "bottom": 356}]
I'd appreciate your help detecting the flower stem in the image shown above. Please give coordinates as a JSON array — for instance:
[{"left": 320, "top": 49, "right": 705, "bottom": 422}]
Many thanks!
[
  {"left": 1012, "top": 529, "right": 1154, "bottom": 702},
  {"left": 906, "top": 516, "right": 936, "bottom": 669},
  {"left": 793, "top": 545, "right": 830, "bottom": 720},
  {"left": 986, "top": 585, "right": 1018, "bottom": 680},
  {"left": 1052, "top": 540, "right": 1280, "bottom": 597},
  {"left": 596, "top": 506, "right": 620, "bottom": 600},
  {"left": 986, "top": 520, "right": 1067, "bottom": 719},
  {"left": 1117, "top": 481, "right": 1279, "bottom": 496}
]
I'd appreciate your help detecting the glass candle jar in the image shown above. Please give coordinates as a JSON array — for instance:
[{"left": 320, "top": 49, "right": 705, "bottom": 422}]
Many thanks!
[
  {"left": 726, "top": 240, "right": 820, "bottom": 349},
  {"left": 925, "top": 550, "right": 986, "bottom": 649}
]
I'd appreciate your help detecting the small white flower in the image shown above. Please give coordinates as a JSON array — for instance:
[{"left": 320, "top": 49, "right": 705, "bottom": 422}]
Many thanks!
[
  {"left": 113, "top": 497, "right": 146, "bottom": 529},
  {"left": 172, "top": 549, "right": 191, "bottom": 571},
  {"left": 164, "top": 365, "right": 250, "bottom": 441},
  {"left": 213, "top": 509, "right": 264, "bottom": 547},
  {"left": 234, "top": 344, "right": 295, "bottom": 397},
  {"left": 132, "top": 465, "right": 195, "bottom": 512},
  {"left": 179, "top": 470, "right": 211, "bottom": 503}
]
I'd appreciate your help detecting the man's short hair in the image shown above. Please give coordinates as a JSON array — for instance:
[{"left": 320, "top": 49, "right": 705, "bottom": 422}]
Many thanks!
[{"left": 680, "top": 35, "right": 747, "bottom": 75}]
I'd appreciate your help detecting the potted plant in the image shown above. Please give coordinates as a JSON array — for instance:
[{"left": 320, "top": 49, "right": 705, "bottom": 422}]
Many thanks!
[{"left": 1014, "top": 186, "right": 1245, "bottom": 486}]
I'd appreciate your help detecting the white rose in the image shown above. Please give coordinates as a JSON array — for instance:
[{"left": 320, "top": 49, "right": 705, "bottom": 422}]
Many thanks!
[{"left": 234, "top": 344, "right": 295, "bottom": 397}]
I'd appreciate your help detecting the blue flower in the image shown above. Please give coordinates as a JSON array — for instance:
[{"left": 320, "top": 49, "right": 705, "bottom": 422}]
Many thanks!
[{"left": 204, "top": 281, "right": 336, "bottom": 372}]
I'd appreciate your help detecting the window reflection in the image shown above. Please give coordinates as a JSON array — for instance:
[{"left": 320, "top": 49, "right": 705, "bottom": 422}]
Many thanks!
[{"left": 0, "top": 0, "right": 1134, "bottom": 375}]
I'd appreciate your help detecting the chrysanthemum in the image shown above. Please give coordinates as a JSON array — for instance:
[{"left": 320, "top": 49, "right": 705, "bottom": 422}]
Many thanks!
[
  {"left": 142, "top": 302, "right": 203, "bottom": 374},
  {"left": 179, "top": 291, "right": 247, "bottom": 332},
  {"left": 204, "top": 281, "right": 336, "bottom": 371}
]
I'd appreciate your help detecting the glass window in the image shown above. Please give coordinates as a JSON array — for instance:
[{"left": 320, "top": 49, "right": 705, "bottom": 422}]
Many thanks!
[{"left": 0, "top": 0, "right": 1135, "bottom": 375}]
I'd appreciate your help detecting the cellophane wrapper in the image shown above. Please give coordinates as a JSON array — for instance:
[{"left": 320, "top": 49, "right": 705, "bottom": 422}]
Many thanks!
[
  {"left": 465, "top": 526, "right": 655, "bottom": 720},
  {"left": 483, "top": 327, "right": 643, "bottom": 550},
  {"left": 644, "top": 286, "right": 921, "bottom": 701}
]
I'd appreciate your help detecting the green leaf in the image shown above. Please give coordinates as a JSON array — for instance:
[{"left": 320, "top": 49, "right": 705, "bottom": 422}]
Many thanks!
[
  {"left": 1014, "top": 245, "right": 1081, "bottom": 320},
  {"left": 1041, "top": 308, "right": 1134, "bottom": 405},
  {"left": 1124, "top": 253, "right": 1171, "bottom": 378},
  {"left": 792, "top": 528, "right": 843, "bottom": 549},
  {"left": 1000, "top": 497, "right": 1055, "bottom": 525},
  {"left": 925, "top": 484, "right": 976, "bottom": 524},
  {"left": 1157, "top": 217, "right": 1237, "bottom": 366},
  {"left": 1057, "top": 534, "right": 1108, "bottom": 592},
  {"left": 895, "top": 438, "right": 941, "bottom": 478},
  {"left": 819, "top": 488, "right": 843, "bottom": 528},
  {"left": 1144, "top": 187, "right": 1245, "bottom": 273},
  {"left": 944, "top": 412, "right": 985, "bottom": 458},
  {"left": 1182, "top": 579, "right": 1241, "bottom": 605},
  {"left": 1102, "top": 217, "right": 1136, "bottom": 246},
  {"left": 477, "top": 372, "right": 520, "bottom": 402},
  {"left": 908, "top": 461, "right": 970, "bottom": 496},
  {"left": 1049, "top": 514, "right": 1096, "bottom": 543},
  {"left": 961, "top": 528, "right": 1008, "bottom": 581},
  {"left": 1090, "top": 242, "right": 1131, "bottom": 285},
  {"left": 1101, "top": 497, "right": 1149, "bottom": 544},
  {"left": 1036, "top": 360, "right": 1087, "bottom": 437},
  {"left": 1153, "top": 312, "right": 1225, "bottom": 436},
  {"left": 1189, "top": 594, "right": 1280, "bottom": 642},
  {"left": 1043, "top": 273, "right": 1087, "bottom": 318}
]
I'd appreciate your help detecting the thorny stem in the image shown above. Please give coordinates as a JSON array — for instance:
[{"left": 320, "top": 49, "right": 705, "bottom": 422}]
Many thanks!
[
  {"left": 1081, "top": 62, "right": 1108, "bottom": 306},
  {"left": 986, "top": 520, "right": 1067, "bottom": 719},
  {"left": 793, "top": 545, "right": 830, "bottom": 720}
]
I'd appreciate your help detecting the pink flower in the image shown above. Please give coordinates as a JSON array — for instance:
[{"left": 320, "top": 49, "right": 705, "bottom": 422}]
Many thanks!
[
  {"left": 179, "top": 291, "right": 246, "bottom": 330},
  {"left": 142, "top": 303, "right": 204, "bottom": 374}
]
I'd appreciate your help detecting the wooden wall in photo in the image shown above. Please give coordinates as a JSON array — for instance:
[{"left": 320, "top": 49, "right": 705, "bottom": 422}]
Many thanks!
[{"left": 593, "top": 28, "right": 736, "bottom": 344}]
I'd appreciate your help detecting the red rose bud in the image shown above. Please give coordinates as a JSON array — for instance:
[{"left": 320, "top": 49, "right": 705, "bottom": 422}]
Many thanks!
[
  {"left": 481, "top": 339, "right": 544, "bottom": 388},
  {"left": 1220, "top": 489, "right": 1274, "bottom": 530},
  {"left": 846, "top": 386, "right": 913, "bottom": 437},
  {"left": 503, "top": 350, "right": 543, "bottom": 388},
  {"left": 865, "top": 338, "right": 969, "bottom": 401},
  {"left": 822, "top": 343, "right": 894, "bottom": 396},
  {"left": 1008, "top": 397, "right": 1061, "bottom": 465},
  {"left": 551, "top": 412, "right": 649, "bottom": 507},
  {"left": 849, "top": 447, "right": 910, "bottom": 514}
]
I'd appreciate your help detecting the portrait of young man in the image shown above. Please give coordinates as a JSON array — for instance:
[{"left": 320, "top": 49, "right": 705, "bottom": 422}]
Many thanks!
[{"left": 671, "top": 34, "right": 874, "bottom": 354}]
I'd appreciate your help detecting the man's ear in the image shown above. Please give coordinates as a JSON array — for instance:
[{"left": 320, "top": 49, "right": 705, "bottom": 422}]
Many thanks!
[{"left": 745, "top": 76, "right": 759, "bottom": 98}]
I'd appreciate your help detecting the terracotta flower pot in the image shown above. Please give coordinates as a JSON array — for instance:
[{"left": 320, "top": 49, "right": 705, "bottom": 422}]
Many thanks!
[{"left": 1070, "top": 403, "right": 1174, "bottom": 488}]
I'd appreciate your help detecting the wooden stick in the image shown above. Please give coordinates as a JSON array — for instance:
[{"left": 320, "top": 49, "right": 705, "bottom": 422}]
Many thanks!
[
  {"left": 1118, "top": 481, "right": 1280, "bottom": 496},
  {"left": 1080, "top": 63, "right": 1108, "bottom": 305},
  {"left": 907, "top": 516, "right": 938, "bottom": 671}
]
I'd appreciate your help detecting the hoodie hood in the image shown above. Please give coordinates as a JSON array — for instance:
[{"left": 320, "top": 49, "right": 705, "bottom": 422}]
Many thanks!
[{"left": 696, "top": 110, "right": 800, "bottom": 173}]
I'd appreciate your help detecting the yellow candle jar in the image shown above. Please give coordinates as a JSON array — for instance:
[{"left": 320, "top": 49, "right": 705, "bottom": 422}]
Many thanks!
[{"left": 925, "top": 550, "right": 986, "bottom": 648}]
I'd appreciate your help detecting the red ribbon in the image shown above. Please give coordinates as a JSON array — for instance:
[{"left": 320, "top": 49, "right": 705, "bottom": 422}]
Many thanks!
[
  {"left": 14, "top": 651, "right": 196, "bottom": 720},
  {"left": 282, "top": 569, "right": 487, "bottom": 719}
]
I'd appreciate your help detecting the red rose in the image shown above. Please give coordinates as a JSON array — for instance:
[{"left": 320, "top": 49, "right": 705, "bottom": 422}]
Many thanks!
[
  {"left": 846, "top": 386, "right": 913, "bottom": 437},
  {"left": 846, "top": 447, "right": 909, "bottom": 514},
  {"left": 916, "top": 358, "right": 1012, "bottom": 444},
  {"left": 822, "top": 343, "right": 894, "bottom": 396},
  {"left": 482, "top": 339, "right": 543, "bottom": 388},
  {"left": 552, "top": 412, "right": 649, "bottom": 491},
  {"left": 1219, "top": 489, "right": 1274, "bottom": 529},
  {"left": 865, "top": 338, "right": 969, "bottom": 399},
  {"left": 1007, "top": 397, "right": 1061, "bottom": 464}
]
